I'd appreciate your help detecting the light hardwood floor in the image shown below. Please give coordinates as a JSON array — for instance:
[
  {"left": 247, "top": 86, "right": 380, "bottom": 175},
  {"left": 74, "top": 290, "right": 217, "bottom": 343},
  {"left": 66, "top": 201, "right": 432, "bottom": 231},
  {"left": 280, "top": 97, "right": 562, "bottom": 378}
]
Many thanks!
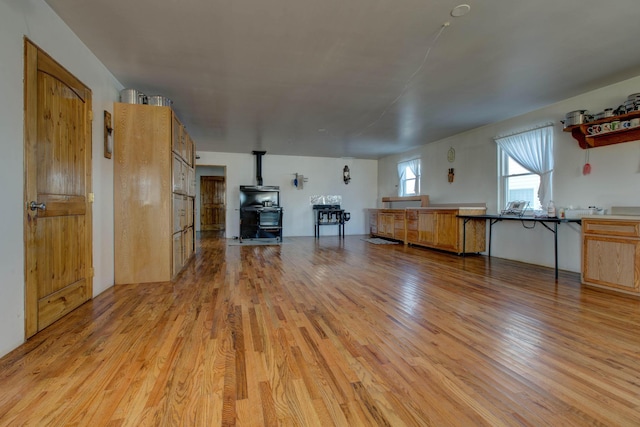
[{"left": 1, "top": 233, "right": 639, "bottom": 426}]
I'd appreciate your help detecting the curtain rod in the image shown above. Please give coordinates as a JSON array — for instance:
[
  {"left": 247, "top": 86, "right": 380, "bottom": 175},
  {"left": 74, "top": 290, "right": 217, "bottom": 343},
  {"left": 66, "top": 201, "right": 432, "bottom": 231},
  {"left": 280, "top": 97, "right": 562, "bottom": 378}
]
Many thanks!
[{"left": 494, "top": 122, "right": 554, "bottom": 140}]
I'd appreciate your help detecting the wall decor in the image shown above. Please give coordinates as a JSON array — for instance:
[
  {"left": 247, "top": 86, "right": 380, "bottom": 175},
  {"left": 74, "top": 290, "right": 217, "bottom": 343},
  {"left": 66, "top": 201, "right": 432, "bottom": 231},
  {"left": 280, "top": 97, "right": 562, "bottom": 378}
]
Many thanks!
[{"left": 103, "top": 110, "right": 113, "bottom": 159}]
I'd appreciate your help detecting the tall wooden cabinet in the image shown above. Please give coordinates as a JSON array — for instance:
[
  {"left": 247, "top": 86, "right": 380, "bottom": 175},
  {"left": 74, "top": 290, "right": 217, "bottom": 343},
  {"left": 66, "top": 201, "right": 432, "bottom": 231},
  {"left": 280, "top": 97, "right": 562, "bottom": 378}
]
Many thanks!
[{"left": 114, "top": 103, "right": 196, "bottom": 284}]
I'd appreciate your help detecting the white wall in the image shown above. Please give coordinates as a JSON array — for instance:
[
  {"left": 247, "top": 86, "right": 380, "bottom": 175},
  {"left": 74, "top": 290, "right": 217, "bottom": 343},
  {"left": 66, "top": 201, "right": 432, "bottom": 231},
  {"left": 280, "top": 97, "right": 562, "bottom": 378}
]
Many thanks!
[
  {"left": 196, "top": 152, "right": 378, "bottom": 237},
  {"left": 379, "top": 75, "right": 640, "bottom": 273},
  {"left": 0, "top": 0, "right": 121, "bottom": 357}
]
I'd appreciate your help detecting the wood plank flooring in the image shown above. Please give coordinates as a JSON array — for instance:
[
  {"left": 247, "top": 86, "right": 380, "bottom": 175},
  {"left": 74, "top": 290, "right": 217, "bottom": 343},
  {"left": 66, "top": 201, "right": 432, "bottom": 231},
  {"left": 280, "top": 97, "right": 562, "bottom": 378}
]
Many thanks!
[{"left": 1, "top": 233, "right": 640, "bottom": 426}]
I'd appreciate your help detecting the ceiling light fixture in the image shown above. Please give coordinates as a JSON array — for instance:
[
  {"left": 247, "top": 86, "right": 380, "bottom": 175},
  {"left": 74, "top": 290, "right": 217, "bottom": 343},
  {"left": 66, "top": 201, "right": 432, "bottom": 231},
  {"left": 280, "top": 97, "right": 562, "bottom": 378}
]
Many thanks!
[{"left": 450, "top": 4, "right": 471, "bottom": 17}]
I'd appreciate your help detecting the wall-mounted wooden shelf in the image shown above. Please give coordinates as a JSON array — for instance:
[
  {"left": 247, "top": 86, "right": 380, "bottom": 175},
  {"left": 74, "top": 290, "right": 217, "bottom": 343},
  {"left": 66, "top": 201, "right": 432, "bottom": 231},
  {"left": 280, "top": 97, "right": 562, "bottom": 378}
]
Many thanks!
[
  {"left": 564, "top": 111, "right": 640, "bottom": 149},
  {"left": 381, "top": 195, "right": 430, "bottom": 207}
]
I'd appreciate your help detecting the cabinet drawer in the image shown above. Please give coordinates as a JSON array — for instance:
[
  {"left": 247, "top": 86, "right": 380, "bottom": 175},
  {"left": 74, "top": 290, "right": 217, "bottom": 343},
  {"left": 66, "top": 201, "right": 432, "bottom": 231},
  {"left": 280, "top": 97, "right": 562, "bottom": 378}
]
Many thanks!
[{"left": 583, "top": 220, "right": 640, "bottom": 238}]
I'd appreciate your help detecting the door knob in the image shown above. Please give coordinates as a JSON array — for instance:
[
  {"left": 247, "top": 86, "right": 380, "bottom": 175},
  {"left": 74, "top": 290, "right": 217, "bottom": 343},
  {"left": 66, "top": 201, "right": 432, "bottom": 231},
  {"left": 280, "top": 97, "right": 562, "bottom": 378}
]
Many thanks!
[{"left": 29, "top": 201, "right": 46, "bottom": 211}]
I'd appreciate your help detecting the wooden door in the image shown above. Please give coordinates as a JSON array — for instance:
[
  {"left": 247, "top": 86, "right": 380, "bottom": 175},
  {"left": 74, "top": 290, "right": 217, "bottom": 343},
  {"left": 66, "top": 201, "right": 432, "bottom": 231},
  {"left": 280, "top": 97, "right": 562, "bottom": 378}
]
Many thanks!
[
  {"left": 200, "top": 176, "right": 226, "bottom": 231},
  {"left": 24, "top": 40, "right": 93, "bottom": 338}
]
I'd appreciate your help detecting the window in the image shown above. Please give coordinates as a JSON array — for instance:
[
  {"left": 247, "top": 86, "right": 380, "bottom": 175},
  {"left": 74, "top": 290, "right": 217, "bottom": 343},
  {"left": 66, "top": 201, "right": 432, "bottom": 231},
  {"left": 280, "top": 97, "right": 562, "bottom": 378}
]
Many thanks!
[
  {"left": 500, "top": 154, "right": 542, "bottom": 210},
  {"left": 496, "top": 125, "right": 553, "bottom": 212},
  {"left": 397, "top": 159, "right": 421, "bottom": 196}
]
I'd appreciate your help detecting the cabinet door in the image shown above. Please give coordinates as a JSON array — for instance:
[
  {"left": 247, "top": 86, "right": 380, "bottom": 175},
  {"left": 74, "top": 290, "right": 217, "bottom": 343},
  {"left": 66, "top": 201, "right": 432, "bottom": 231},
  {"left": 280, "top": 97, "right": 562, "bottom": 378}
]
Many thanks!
[
  {"left": 172, "top": 115, "right": 183, "bottom": 155},
  {"left": 186, "top": 197, "right": 194, "bottom": 228},
  {"left": 185, "top": 226, "right": 194, "bottom": 260},
  {"left": 181, "top": 196, "right": 188, "bottom": 230},
  {"left": 180, "top": 129, "right": 188, "bottom": 161},
  {"left": 378, "top": 213, "right": 394, "bottom": 237},
  {"left": 406, "top": 210, "right": 418, "bottom": 243},
  {"left": 435, "top": 211, "right": 459, "bottom": 251},
  {"left": 583, "top": 235, "right": 640, "bottom": 291},
  {"left": 376, "top": 213, "right": 385, "bottom": 235},
  {"left": 187, "top": 167, "right": 196, "bottom": 197},
  {"left": 172, "top": 232, "right": 183, "bottom": 277},
  {"left": 191, "top": 136, "right": 196, "bottom": 166},
  {"left": 417, "top": 211, "right": 436, "bottom": 245},
  {"left": 369, "top": 211, "right": 378, "bottom": 235},
  {"left": 185, "top": 134, "right": 194, "bottom": 167},
  {"left": 172, "top": 154, "right": 184, "bottom": 193},
  {"left": 173, "top": 194, "right": 184, "bottom": 233},
  {"left": 393, "top": 213, "right": 405, "bottom": 240}
]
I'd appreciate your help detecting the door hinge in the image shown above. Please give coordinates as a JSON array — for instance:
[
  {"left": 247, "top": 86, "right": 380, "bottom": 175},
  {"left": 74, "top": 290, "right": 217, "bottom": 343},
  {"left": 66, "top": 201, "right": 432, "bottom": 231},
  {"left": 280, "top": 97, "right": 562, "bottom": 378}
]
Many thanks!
[
  {"left": 88, "top": 193, "right": 94, "bottom": 203},
  {"left": 89, "top": 110, "right": 93, "bottom": 121}
]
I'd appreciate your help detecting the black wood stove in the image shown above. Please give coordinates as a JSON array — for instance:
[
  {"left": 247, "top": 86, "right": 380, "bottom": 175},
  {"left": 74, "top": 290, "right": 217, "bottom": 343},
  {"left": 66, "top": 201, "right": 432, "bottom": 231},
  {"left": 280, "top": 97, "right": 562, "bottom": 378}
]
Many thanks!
[
  {"left": 239, "top": 185, "right": 283, "bottom": 242},
  {"left": 239, "top": 151, "right": 283, "bottom": 242}
]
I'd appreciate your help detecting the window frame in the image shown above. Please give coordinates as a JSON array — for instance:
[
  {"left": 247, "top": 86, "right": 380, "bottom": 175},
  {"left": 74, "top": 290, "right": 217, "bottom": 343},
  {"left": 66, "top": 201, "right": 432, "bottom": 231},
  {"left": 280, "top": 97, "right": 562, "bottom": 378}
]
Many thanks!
[
  {"left": 497, "top": 148, "right": 549, "bottom": 213},
  {"left": 495, "top": 124, "right": 554, "bottom": 214},
  {"left": 398, "top": 159, "right": 421, "bottom": 197}
]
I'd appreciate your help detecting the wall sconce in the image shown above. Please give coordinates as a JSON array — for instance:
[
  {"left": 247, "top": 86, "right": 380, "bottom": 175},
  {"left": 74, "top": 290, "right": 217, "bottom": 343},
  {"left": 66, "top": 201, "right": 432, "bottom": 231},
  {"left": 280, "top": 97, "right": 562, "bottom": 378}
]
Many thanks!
[
  {"left": 343, "top": 165, "right": 351, "bottom": 184},
  {"left": 448, "top": 168, "right": 454, "bottom": 183},
  {"left": 293, "top": 172, "right": 308, "bottom": 189},
  {"left": 103, "top": 110, "right": 113, "bottom": 159}
]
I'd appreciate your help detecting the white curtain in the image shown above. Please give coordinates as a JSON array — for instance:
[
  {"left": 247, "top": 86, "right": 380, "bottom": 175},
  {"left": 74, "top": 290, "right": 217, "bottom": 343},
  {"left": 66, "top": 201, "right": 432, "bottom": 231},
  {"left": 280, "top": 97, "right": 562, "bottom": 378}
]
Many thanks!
[
  {"left": 495, "top": 125, "right": 554, "bottom": 208},
  {"left": 397, "top": 159, "right": 421, "bottom": 196}
]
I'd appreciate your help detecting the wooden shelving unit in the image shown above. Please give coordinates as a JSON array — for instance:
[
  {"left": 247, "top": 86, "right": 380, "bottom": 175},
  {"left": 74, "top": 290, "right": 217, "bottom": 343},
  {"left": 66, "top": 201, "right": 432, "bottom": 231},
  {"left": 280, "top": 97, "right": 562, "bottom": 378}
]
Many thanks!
[{"left": 564, "top": 111, "right": 640, "bottom": 149}]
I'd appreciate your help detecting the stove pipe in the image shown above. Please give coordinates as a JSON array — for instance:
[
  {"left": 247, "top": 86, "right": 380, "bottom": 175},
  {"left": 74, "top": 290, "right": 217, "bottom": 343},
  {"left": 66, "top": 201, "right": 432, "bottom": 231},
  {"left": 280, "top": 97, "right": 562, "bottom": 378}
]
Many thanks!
[{"left": 252, "top": 150, "right": 266, "bottom": 186}]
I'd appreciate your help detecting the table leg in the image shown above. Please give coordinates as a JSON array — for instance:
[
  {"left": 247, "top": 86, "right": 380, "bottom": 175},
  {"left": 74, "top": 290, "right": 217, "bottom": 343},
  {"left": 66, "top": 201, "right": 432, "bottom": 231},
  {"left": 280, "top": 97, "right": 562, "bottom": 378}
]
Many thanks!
[
  {"left": 462, "top": 218, "right": 468, "bottom": 256},
  {"left": 554, "top": 222, "right": 558, "bottom": 279},
  {"left": 489, "top": 221, "right": 492, "bottom": 257}
]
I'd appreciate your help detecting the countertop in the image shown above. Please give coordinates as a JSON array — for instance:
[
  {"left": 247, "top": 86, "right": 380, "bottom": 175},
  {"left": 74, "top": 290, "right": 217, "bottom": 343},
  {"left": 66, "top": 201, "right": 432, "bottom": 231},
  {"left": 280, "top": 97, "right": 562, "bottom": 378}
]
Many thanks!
[
  {"left": 369, "top": 204, "right": 486, "bottom": 211},
  {"left": 412, "top": 206, "right": 486, "bottom": 211}
]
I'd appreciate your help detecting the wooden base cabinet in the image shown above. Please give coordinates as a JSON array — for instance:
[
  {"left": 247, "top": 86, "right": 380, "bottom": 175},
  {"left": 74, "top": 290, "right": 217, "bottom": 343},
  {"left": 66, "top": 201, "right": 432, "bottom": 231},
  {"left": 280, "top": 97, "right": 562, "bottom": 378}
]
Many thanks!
[
  {"left": 115, "top": 103, "right": 196, "bottom": 284},
  {"left": 405, "top": 208, "right": 486, "bottom": 254},
  {"left": 369, "top": 209, "right": 405, "bottom": 241},
  {"left": 582, "top": 218, "right": 640, "bottom": 294},
  {"left": 369, "top": 207, "right": 486, "bottom": 254}
]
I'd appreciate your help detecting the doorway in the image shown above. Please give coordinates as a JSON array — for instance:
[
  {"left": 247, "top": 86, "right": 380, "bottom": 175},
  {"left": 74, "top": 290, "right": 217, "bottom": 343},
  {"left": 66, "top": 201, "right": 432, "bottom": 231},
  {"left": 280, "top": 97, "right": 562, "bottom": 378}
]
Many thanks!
[
  {"left": 200, "top": 174, "right": 226, "bottom": 231},
  {"left": 23, "top": 39, "right": 93, "bottom": 338}
]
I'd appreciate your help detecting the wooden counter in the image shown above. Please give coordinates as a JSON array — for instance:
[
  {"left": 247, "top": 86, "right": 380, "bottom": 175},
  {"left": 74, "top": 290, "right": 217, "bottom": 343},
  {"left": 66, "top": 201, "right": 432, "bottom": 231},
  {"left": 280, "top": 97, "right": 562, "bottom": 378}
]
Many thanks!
[{"left": 368, "top": 205, "right": 486, "bottom": 254}]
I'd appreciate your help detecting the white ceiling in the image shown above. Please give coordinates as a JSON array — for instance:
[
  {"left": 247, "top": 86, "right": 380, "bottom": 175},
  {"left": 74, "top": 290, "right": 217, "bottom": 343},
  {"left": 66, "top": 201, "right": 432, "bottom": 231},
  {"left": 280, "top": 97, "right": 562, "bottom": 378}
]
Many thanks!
[{"left": 46, "top": 0, "right": 640, "bottom": 159}]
